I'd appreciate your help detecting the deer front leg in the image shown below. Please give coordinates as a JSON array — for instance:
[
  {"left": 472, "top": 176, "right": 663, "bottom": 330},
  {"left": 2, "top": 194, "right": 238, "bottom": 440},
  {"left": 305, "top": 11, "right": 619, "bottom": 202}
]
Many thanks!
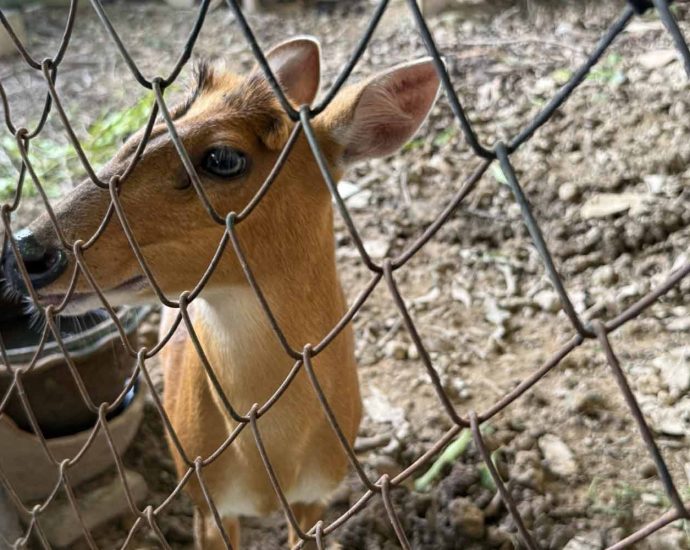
[
  {"left": 287, "top": 502, "right": 325, "bottom": 549},
  {"left": 195, "top": 508, "right": 240, "bottom": 550}
]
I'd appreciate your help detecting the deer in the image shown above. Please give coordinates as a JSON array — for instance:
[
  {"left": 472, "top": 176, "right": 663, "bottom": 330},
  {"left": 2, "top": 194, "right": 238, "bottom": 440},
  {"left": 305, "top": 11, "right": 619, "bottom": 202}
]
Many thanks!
[{"left": 1, "top": 37, "right": 440, "bottom": 548}]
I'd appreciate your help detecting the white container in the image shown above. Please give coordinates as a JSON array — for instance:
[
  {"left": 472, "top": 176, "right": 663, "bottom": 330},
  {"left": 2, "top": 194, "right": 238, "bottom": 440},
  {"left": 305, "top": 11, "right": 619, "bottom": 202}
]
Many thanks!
[{"left": 0, "top": 381, "right": 146, "bottom": 502}]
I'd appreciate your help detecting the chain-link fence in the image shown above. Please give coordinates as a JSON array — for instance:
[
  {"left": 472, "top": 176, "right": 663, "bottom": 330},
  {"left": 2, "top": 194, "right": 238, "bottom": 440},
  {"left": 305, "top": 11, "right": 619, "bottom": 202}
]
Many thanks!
[{"left": 1, "top": 0, "right": 690, "bottom": 548}]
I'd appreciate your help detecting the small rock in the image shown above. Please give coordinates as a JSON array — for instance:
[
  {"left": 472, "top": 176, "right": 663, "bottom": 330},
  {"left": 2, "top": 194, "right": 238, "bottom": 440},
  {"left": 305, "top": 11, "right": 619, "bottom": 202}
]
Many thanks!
[
  {"left": 538, "top": 434, "right": 579, "bottom": 478},
  {"left": 451, "top": 282, "right": 472, "bottom": 307},
  {"left": 349, "top": 191, "right": 372, "bottom": 209},
  {"left": 645, "top": 529, "right": 690, "bottom": 550},
  {"left": 383, "top": 340, "right": 407, "bottom": 360},
  {"left": 534, "top": 290, "right": 560, "bottom": 313},
  {"left": 643, "top": 174, "right": 667, "bottom": 194},
  {"left": 337, "top": 180, "right": 359, "bottom": 199},
  {"left": 580, "top": 193, "right": 650, "bottom": 219},
  {"left": 363, "top": 388, "right": 406, "bottom": 426},
  {"left": 364, "top": 239, "right": 389, "bottom": 259},
  {"left": 654, "top": 347, "right": 690, "bottom": 399},
  {"left": 558, "top": 182, "right": 580, "bottom": 203},
  {"left": 563, "top": 531, "right": 603, "bottom": 550},
  {"left": 40, "top": 470, "right": 148, "bottom": 547},
  {"left": 449, "top": 497, "right": 485, "bottom": 539},
  {"left": 616, "top": 282, "right": 644, "bottom": 302},
  {"left": 638, "top": 49, "right": 678, "bottom": 70},
  {"left": 652, "top": 412, "right": 686, "bottom": 437},
  {"left": 445, "top": 377, "right": 471, "bottom": 402},
  {"left": 640, "top": 492, "right": 663, "bottom": 506},
  {"left": 625, "top": 20, "right": 664, "bottom": 34},
  {"left": 591, "top": 265, "right": 617, "bottom": 287},
  {"left": 667, "top": 317, "right": 690, "bottom": 332},
  {"left": 533, "top": 76, "right": 557, "bottom": 95}
]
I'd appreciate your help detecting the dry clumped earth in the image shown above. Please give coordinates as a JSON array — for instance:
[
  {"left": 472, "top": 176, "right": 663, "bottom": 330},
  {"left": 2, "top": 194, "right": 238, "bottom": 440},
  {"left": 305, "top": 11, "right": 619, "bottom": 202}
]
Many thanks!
[{"left": 2, "top": 0, "right": 690, "bottom": 548}]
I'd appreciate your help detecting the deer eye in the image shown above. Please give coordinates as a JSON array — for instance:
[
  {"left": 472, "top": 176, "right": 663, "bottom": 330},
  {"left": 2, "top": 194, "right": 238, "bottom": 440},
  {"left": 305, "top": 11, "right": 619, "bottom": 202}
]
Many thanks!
[{"left": 201, "top": 147, "right": 247, "bottom": 179}]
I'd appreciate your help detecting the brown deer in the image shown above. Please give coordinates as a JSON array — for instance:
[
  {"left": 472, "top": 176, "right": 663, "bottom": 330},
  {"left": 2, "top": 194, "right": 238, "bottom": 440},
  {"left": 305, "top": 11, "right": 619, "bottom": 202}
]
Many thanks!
[{"left": 2, "top": 37, "right": 440, "bottom": 548}]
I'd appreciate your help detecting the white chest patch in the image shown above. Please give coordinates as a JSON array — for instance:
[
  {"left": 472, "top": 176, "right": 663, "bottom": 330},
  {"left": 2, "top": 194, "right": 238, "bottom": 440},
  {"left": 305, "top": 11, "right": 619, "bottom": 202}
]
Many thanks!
[{"left": 195, "top": 291, "right": 338, "bottom": 518}]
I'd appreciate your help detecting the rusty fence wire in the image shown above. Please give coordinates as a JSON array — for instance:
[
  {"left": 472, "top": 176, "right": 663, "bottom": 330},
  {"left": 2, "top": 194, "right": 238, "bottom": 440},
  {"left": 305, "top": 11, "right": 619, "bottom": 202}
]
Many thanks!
[{"left": 1, "top": 0, "right": 690, "bottom": 548}]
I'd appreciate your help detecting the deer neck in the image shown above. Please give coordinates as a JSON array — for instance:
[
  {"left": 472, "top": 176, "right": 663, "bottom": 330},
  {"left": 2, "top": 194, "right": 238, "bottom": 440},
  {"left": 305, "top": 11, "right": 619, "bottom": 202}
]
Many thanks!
[{"left": 193, "top": 232, "right": 345, "bottom": 411}]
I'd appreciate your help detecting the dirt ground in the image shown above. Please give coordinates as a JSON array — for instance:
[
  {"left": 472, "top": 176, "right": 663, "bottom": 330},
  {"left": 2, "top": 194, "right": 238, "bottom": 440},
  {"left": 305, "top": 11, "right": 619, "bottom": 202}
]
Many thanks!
[{"left": 1, "top": 0, "right": 690, "bottom": 548}]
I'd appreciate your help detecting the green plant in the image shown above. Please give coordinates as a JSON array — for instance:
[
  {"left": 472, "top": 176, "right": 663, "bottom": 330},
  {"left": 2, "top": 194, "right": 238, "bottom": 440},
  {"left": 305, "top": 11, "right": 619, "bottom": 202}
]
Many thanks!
[
  {"left": 587, "top": 479, "right": 642, "bottom": 524},
  {"left": 588, "top": 52, "right": 626, "bottom": 86},
  {"left": 432, "top": 127, "right": 455, "bottom": 147},
  {"left": 551, "top": 52, "right": 626, "bottom": 88},
  {"left": 491, "top": 163, "right": 509, "bottom": 185},
  {"left": 402, "top": 136, "right": 425, "bottom": 152},
  {"left": 414, "top": 424, "right": 495, "bottom": 492},
  {"left": 0, "top": 93, "right": 153, "bottom": 201},
  {"left": 415, "top": 428, "right": 472, "bottom": 491},
  {"left": 402, "top": 127, "right": 456, "bottom": 153}
]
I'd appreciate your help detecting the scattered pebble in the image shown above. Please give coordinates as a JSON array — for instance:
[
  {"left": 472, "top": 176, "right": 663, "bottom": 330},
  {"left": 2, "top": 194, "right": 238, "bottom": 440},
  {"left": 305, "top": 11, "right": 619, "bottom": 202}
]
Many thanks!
[
  {"left": 580, "top": 193, "right": 651, "bottom": 219},
  {"left": 533, "top": 290, "right": 561, "bottom": 313},
  {"left": 383, "top": 340, "right": 408, "bottom": 360},
  {"left": 591, "top": 265, "right": 617, "bottom": 287},
  {"left": 558, "top": 182, "right": 580, "bottom": 203},
  {"left": 563, "top": 531, "right": 603, "bottom": 550},
  {"left": 667, "top": 317, "right": 690, "bottom": 332},
  {"left": 637, "top": 49, "right": 678, "bottom": 70},
  {"left": 449, "top": 497, "right": 485, "bottom": 539},
  {"left": 654, "top": 347, "right": 690, "bottom": 400},
  {"left": 538, "top": 434, "right": 579, "bottom": 478}
]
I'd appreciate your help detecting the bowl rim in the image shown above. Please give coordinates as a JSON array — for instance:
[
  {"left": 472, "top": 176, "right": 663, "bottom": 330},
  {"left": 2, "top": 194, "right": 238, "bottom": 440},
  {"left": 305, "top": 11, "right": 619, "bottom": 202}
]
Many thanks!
[{"left": 1, "top": 305, "right": 151, "bottom": 373}]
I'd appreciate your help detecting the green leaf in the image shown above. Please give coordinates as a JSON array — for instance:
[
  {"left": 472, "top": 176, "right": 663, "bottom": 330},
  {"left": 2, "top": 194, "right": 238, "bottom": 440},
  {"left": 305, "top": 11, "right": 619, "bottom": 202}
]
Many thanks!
[
  {"left": 433, "top": 127, "right": 455, "bottom": 147},
  {"left": 491, "top": 163, "right": 509, "bottom": 186},
  {"left": 0, "top": 93, "right": 155, "bottom": 201},
  {"left": 478, "top": 465, "right": 495, "bottom": 491},
  {"left": 414, "top": 429, "right": 472, "bottom": 492},
  {"left": 551, "top": 68, "right": 573, "bottom": 86},
  {"left": 478, "top": 448, "right": 502, "bottom": 491},
  {"left": 402, "top": 137, "right": 425, "bottom": 152}
]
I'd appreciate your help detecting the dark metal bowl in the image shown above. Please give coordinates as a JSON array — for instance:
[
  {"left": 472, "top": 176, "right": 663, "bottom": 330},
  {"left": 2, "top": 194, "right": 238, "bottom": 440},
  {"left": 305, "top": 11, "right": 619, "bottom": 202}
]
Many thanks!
[{"left": 0, "top": 293, "right": 149, "bottom": 438}]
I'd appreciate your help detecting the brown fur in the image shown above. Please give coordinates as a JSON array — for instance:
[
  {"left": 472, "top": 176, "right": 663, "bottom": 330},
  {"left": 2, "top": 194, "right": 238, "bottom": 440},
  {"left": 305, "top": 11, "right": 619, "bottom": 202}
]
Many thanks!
[
  {"left": 27, "top": 57, "right": 361, "bottom": 549},
  {"left": 25, "top": 39, "right": 439, "bottom": 548}
]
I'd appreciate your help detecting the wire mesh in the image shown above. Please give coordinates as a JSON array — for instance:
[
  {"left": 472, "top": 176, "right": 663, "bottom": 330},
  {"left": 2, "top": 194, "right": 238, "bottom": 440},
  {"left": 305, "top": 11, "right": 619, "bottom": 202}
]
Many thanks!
[{"left": 0, "top": 0, "right": 689, "bottom": 548}]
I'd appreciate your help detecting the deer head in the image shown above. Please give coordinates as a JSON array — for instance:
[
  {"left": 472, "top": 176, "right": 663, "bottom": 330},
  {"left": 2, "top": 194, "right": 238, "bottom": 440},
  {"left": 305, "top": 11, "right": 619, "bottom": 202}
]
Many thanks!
[{"left": 2, "top": 37, "right": 440, "bottom": 314}]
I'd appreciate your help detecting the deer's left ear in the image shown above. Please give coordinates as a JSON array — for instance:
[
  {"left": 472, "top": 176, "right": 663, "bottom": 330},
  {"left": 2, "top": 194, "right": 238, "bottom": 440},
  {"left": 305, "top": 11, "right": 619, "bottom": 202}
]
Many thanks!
[
  {"left": 258, "top": 36, "right": 321, "bottom": 107},
  {"left": 324, "top": 59, "right": 440, "bottom": 164}
]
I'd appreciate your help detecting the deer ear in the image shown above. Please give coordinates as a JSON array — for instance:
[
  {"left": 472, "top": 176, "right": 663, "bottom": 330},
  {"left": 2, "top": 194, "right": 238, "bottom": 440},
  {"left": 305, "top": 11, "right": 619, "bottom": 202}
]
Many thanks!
[
  {"left": 258, "top": 36, "right": 321, "bottom": 107},
  {"left": 328, "top": 59, "right": 440, "bottom": 164}
]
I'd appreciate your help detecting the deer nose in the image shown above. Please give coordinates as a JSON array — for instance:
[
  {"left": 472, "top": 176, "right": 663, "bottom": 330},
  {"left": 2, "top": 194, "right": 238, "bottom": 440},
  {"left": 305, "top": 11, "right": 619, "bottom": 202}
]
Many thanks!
[{"left": 2, "top": 229, "right": 67, "bottom": 293}]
